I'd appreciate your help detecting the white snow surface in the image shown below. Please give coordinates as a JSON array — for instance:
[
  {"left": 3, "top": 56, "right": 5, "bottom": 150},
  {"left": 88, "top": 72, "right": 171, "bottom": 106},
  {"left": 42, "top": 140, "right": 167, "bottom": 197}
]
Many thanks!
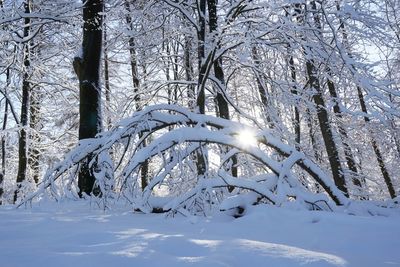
[{"left": 1, "top": 201, "right": 399, "bottom": 267}]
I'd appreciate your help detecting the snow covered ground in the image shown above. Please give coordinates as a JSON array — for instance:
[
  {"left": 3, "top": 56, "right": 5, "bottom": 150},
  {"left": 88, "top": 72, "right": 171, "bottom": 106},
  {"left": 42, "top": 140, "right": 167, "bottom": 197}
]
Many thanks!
[{"left": 0, "top": 201, "right": 399, "bottom": 267}]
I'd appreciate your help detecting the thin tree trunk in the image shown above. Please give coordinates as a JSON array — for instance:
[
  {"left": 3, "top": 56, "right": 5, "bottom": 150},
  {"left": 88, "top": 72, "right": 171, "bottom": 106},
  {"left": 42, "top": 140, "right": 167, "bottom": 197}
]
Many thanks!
[
  {"left": 172, "top": 41, "right": 179, "bottom": 103},
  {"left": 310, "top": 1, "right": 362, "bottom": 192},
  {"left": 294, "top": 2, "right": 348, "bottom": 196},
  {"left": 0, "top": 68, "right": 10, "bottom": 202},
  {"left": 251, "top": 47, "right": 276, "bottom": 128},
  {"left": 73, "top": 0, "right": 104, "bottom": 197},
  {"left": 28, "top": 87, "right": 41, "bottom": 185},
  {"left": 288, "top": 53, "right": 300, "bottom": 147},
  {"left": 208, "top": 0, "right": 237, "bottom": 181},
  {"left": 184, "top": 35, "right": 196, "bottom": 110},
  {"left": 14, "top": 0, "right": 32, "bottom": 202},
  {"left": 103, "top": 20, "right": 112, "bottom": 130},
  {"left": 196, "top": 0, "right": 207, "bottom": 115},
  {"left": 195, "top": 0, "right": 208, "bottom": 177},
  {"left": 0, "top": 0, "right": 3, "bottom": 202},
  {"left": 285, "top": 8, "right": 301, "bottom": 146},
  {"left": 125, "top": 0, "right": 148, "bottom": 189},
  {"left": 336, "top": 0, "right": 396, "bottom": 198},
  {"left": 305, "top": 110, "right": 321, "bottom": 163},
  {"left": 358, "top": 86, "right": 396, "bottom": 198},
  {"left": 326, "top": 77, "right": 363, "bottom": 189}
]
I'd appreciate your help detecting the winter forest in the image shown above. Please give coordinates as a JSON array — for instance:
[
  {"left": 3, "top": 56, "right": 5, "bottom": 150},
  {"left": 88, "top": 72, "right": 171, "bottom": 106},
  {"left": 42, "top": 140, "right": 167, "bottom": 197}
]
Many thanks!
[
  {"left": 0, "top": 0, "right": 400, "bottom": 265},
  {"left": 1, "top": 0, "right": 399, "bottom": 210}
]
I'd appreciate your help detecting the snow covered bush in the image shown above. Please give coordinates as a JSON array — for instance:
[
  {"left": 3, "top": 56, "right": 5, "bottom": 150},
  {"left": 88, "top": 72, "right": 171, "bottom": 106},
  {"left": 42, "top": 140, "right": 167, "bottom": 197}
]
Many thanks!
[{"left": 19, "top": 104, "right": 356, "bottom": 214}]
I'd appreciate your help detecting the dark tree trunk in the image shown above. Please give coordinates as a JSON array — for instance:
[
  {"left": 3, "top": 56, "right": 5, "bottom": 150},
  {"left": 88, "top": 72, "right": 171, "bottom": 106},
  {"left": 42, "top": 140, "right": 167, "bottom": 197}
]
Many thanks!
[
  {"left": 310, "top": 1, "right": 362, "bottom": 192},
  {"left": 306, "top": 110, "right": 321, "bottom": 163},
  {"left": 125, "top": 1, "right": 148, "bottom": 189},
  {"left": 14, "top": 0, "right": 32, "bottom": 202},
  {"left": 103, "top": 20, "right": 112, "bottom": 130},
  {"left": 73, "top": 0, "right": 104, "bottom": 197},
  {"left": 335, "top": 1, "right": 396, "bottom": 198},
  {"left": 292, "top": 2, "right": 348, "bottom": 197},
  {"left": 28, "top": 87, "right": 41, "bottom": 185},
  {"left": 357, "top": 87, "right": 396, "bottom": 198},
  {"left": 285, "top": 6, "right": 300, "bottom": 146},
  {"left": 0, "top": 0, "right": 2, "bottom": 202},
  {"left": 184, "top": 35, "right": 196, "bottom": 110},
  {"left": 306, "top": 60, "right": 348, "bottom": 197},
  {"left": 251, "top": 48, "right": 268, "bottom": 110},
  {"left": 326, "top": 77, "right": 363, "bottom": 189},
  {"left": 288, "top": 53, "right": 300, "bottom": 147},
  {"left": 208, "top": 0, "right": 237, "bottom": 181},
  {"left": 251, "top": 47, "right": 275, "bottom": 128},
  {"left": 194, "top": 0, "right": 208, "bottom": 177},
  {"left": 0, "top": 68, "right": 10, "bottom": 202},
  {"left": 196, "top": 0, "right": 207, "bottom": 115},
  {"left": 307, "top": 64, "right": 349, "bottom": 198}
]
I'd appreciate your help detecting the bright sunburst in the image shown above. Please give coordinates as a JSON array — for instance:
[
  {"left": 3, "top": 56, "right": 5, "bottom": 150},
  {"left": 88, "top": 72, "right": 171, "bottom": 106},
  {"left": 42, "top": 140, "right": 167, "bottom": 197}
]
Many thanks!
[{"left": 236, "top": 129, "right": 258, "bottom": 147}]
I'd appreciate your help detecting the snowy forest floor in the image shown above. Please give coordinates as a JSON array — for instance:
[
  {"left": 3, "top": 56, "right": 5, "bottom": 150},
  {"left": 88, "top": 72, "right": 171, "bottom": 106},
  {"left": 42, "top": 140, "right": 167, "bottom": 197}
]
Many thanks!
[{"left": 0, "top": 201, "right": 399, "bottom": 267}]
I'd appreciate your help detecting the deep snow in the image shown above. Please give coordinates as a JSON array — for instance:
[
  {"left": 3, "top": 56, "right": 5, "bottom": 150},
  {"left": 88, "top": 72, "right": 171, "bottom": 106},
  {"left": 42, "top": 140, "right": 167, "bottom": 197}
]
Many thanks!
[{"left": 0, "top": 201, "right": 399, "bottom": 267}]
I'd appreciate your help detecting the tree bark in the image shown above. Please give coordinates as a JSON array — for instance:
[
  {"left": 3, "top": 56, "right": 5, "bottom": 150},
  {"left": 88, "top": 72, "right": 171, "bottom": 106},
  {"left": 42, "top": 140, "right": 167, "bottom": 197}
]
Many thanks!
[
  {"left": 195, "top": 0, "right": 208, "bottom": 177},
  {"left": 288, "top": 52, "right": 300, "bottom": 147},
  {"left": 103, "top": 20, "right": 112, "bottom": 130},
  {"left": 196, "top": 0, "right": 207, "bottom": 115},
  {"left": 125, "top": 1, "right": 148, "bottom": 189},
  {"left": 208, "top": 0, "right": 237, "bottom": 181},
  {"left": 0, "top": 68, "right": 10, "bottom": 202},
  {"left": 310, "top": 1, "right": 362, "bottom": 193},
  {"left": 357, "top": 87, "right": 396, "bottom": 198},
  {"left": 250, "top": 47, "right": 276, "bottom": 128},
  {"left": 295, "top": 2, "right": 348, "bottom": 196},
  {"left": 326, "top": 77, "right": 363, "bottom": 189},
  {"left": 28, "top": 85, "right": 41, "bottom": 185},
  {"left": 184, "top": 35, "right": 196, "bottom": 110},
  {"left": 335, "top": 0, "right": 396, "bottom": 198},
  {"left": 306, "top": 60, "right": 348, "bottom": 197},
  {"left": 15, "top": 0, "right": 32, "bottom": 202},
  {"left": 74, "top": 0, "right": 104, "bottom": 197}
]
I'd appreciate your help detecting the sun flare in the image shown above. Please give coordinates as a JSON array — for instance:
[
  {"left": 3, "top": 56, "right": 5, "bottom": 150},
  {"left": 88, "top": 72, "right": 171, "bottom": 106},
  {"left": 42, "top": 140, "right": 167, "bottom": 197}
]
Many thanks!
[{"left": 236, "top": 129, "right": 258, "bottom": 147}]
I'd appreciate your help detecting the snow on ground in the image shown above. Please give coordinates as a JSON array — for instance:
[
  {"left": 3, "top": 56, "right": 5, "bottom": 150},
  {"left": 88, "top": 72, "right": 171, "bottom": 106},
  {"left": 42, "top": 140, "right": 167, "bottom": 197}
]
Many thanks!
[{"left": 0, "top": 201, "right": 399, "bottom": 267}]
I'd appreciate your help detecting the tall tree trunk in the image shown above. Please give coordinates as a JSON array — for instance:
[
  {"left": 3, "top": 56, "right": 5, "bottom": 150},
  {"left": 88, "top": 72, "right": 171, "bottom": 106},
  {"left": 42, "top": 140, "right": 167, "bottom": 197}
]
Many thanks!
[
  {"left": 207, "top": 0, "right": 228, "bottom": 119},
  {"left": 336, "top": 0, "right": 396, "bottom": 198},
  {"left": 172, "top": 41, "right": 180, "bottom": 103},
  {"left": 306, "top": 60, "right": 348, "bottom": 197},
  {"left": 14, "top": 0, "right": 32, "bottom": 202},
  {"left": 285, "top": 8, "right": 300, "bottom": 146},
  {"left": 358, "top": 87, "right": 396, "bottom": 198},
  {"left": 28, "top": 86, "right": 41, "bottom": 185},
  {"left": 73, "top": 0, "right": 104, "bottom": 197},
  {"left": 288, "top": 52, "right": 300, "bottom": 147},
  {"left": 326, "top": 77, "right": 363, "bottom": 189},
  {"left": 0, "top": 0, "right": 3, "bottom": 203},
  {"left": 0, "top": 68, "right": 10, "bottom": 202},
  {"left": 207, "top": 0, "right": 237, "bottom": 180},
  {"left": 251, "top": 47, "right": 270, "bottom": 123},
  {"left": 184, "top": 35, "right": 196, "bottom": 110},
  {"left": 103, "top": 20, "right": 112, "bottom": 130},
  {"left": 195, "top": 0, "right": 208, "bottom": 177},
  {"left": 310, "top": 1, "right": 362, "bottom": 193},
  {"left": 125, "top": 1, "right": 148, "bottom": 189},
  {"left": 196, "top": 0, "right": 207, "bottom": 115},
  {"left": 294, "top": 2, "right": 348, "bottom": 196}
]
